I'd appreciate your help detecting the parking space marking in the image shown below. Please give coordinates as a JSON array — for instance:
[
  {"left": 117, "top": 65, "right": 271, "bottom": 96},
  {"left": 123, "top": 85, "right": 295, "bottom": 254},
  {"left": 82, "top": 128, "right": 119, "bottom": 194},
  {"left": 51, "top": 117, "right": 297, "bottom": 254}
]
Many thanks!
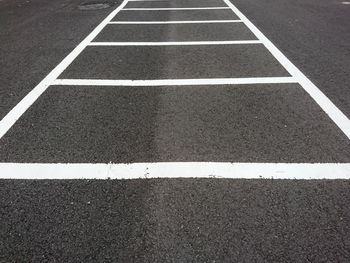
[
  {"left": 53, "top": 77, "right": 297, "bottom": 86},
  {"left": 222, "top": 0, "right": 350, "bottom": 139},
  {"left": 2, "top": 0, "right": 349, "bottom": 139},
  {"left": 1, "top": 0, "right": 349, "bottom": 180},
  {"left": 0, "top": 0, "right": 128, "bottom": 139},
  {"left": 108, "top": 20, "right": 242, "bottom": 24},
  {"left": 89, "top": 40, "right": 261, "bottom": 46},
  {"left": 1, "top": 163, "right": 349, "bottom": 180},
  {"left": 122, "top": 7, "right": 231, "bottom": 10}
]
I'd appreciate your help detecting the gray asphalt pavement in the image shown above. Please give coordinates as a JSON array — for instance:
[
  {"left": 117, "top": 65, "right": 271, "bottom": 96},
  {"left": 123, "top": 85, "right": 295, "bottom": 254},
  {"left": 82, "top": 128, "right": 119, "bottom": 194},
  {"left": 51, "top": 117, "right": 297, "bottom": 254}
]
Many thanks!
[
  {"left": 233, "top": 0, "right": 350, "bottom": 118},
  {"left": 0, "top": 84, "right": 349, "bottom": 163},
  {"left": 1, "top": 179, "right": 350, "bottom": 262},
  {"left": 0, "top": 0, "right": 350, "bottom": 261}
]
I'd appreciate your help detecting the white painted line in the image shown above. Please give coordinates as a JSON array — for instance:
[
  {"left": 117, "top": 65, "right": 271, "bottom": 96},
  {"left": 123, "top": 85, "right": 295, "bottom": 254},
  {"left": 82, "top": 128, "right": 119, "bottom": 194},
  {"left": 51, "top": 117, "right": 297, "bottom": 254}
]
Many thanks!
[
  {"left": 223, "top": 0, "right": 350, "bottom": 139},
  {"left": 89, "top": 40, "right": 261, "bottom": 46},
  {"left": 0, "top": 0, "right": 129, "bottom": 139},
  {"left": 129, "top": 0, "right": 167, "bottom": 1},
  {"left": 53, "top": 77, "right": 297, "bottom": 86},
  {"left": 0, "top": 162, "right": 349, "bottom": 180},
  {"left": 122, "top": 7, "right": 230, "bottom": 10},
  {"left": 108, "top": 20, "right": 242, "bottom": 24}
]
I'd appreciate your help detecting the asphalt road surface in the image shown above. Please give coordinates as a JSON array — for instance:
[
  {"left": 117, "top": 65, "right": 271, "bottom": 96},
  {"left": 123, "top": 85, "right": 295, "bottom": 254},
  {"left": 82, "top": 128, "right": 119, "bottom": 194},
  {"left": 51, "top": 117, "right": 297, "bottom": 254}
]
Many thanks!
[{"left": 0, "top": 0, "right": 350, "bottom": 262}]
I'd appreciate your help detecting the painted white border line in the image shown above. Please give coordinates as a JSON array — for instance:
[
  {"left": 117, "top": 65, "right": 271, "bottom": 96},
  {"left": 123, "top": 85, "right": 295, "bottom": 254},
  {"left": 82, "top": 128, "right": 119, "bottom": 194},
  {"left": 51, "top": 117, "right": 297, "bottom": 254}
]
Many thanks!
[
  {"left": 52, "top": 77, "right": 297, "bottom": 87},
  {"left": 223, "top": 0, "right": 350, "bottom": 139},
  {"left": 108, "top": 20, "right": 242, "bottom": 24},
  {"left": 0, "top": 162, "right": 349, "bottom": 180},
  {"left": 129, "top": 0, "right": 167, "bottom": 1},
  {"left": 122, "top": 7, "right": 230, "bottom": 10},
  {"left": 0, "top": 0, "right": 129, "bottom": 139},
  {"left": 89, "top": 40, "right": 261, "bottom": 46}
]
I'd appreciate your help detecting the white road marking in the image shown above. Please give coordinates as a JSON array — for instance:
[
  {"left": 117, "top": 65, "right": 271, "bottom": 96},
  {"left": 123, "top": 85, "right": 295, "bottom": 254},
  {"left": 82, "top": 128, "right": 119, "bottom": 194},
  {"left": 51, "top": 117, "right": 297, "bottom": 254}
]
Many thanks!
[
  {"left": 0, "top": 0, "right": 129, "bottom": 139},
  {"left": 0, "top": 163, "right": 349, "bottom": 180},
  {"left": 53, "top": 77, "right": 297, "bottom": 86},
  {"left": 89, "top": 40, "right": 261, "bottom": 46},
  {"left": 223, "top": 0, "right": 350, "bottom": 139},
  {"left": 1, "top": 0, "right": 349, "bottom": 181},
  {"left": 122, "top": 7, "right": 230, "bottom": 10},
  {"left": 129, "top": 0, "right": 167, "bottom": 1},
  {"left": 108, "top": 20, "right": 242, "bottom": 24}
]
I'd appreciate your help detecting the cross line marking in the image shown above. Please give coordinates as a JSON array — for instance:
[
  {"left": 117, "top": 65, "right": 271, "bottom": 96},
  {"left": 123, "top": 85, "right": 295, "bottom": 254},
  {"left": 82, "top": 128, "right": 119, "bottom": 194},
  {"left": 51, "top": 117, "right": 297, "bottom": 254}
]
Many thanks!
[
  {"left": 1, "top": 163, "right": 349, "bottom": 180},
  {"left": 128, "top": 0, "right": 168, "bottom": 1},
  {"left": 122, "top": 7, "right": 231, "bottom": 10},
  {"left": 108, "top": 20, "right": 242, "bottom": 24},
  {"left": 52, "top": 77, "right": 297, "bottom": 86},
  {"left": 89, "top": 40, "right": 261, "bottom": 46},
  {"left": 129, "top": 0, "right": 167, "bottom": 1}
]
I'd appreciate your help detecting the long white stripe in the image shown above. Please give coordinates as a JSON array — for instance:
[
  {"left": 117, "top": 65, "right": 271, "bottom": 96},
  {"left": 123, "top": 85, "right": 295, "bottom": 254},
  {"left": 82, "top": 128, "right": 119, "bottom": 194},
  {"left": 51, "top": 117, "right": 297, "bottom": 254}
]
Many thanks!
[
  {"left": 223, "top": 0, "right": 350, "bottom": 139},
  {"left": 129, "top": 0, "right": 167, "bottom": 1},
  {"left": 108, "top": 20, "right": 242, "bottom": 24},
  {"left": 89, "top": 40, "right": 261, "bottom": 46},
  {"left": 122, "top": 7, "right": 230, "bottom": 10},
  {"left": 1, "top": 162, "right": 349, "bottom": 180},
  {"left": 0, "top": 0, "right": 129, "bottom": 139},
  {"left": 52, "top": 77, "right": 297, "bottom": 86}
]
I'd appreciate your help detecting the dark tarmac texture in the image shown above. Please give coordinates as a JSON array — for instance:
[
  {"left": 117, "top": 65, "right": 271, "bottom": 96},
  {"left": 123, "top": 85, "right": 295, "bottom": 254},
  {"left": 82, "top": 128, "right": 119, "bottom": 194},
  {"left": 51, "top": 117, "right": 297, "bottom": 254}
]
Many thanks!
[
  {"left": 1, "top": 179, "right": 350, "bottom": 262},
  {"left": 60, "top": 45, "right": 289, "bottom": 79},
  {"left": 94, "top": 23, "right": 257, "bottom": 42},
  {"left": 233, "top": 0, "right": 350, "bottom": 118},
  {"left": 112, "top": 9, "right": 240, "bottom": 21},
  {"left": 0, "top": 0, "right": 120, "bottom": 120},
  {"left": 0, "top": 85, "right": 349, "bottom": 163},
  {"left": 124, "top": 0, "right": 228, "bottom": 8}
]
